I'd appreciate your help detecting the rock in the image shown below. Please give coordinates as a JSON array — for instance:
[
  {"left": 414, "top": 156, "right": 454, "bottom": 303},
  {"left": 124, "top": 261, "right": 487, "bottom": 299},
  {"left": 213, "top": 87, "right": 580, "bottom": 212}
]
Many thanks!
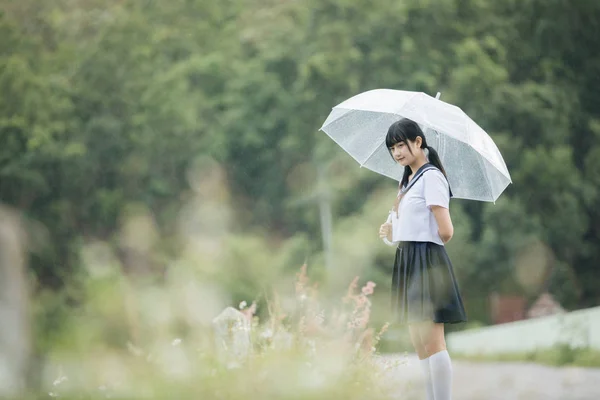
[{"left": 212, "top": 307, "right": 251, "bottom": 366}]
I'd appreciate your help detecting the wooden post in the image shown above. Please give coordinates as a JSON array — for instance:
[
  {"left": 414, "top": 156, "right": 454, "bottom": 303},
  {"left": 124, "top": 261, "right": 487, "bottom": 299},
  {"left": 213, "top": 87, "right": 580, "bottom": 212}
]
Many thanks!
[{"left": 0, "top": 207, "right": 30, "bottom": 397}]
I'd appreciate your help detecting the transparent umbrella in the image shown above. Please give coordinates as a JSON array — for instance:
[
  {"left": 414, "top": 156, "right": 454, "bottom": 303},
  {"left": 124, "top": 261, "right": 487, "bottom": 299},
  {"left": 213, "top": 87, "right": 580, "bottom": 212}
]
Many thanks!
[{"left": 320, "top": 89, "right": 511, "bottom": 202}]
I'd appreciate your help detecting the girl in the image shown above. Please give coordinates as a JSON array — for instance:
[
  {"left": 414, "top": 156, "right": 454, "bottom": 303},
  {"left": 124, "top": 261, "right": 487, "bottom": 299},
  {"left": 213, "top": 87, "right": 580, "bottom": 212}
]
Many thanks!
[{"left": 378, "top": 118, "right": 466, "bottom": 400}]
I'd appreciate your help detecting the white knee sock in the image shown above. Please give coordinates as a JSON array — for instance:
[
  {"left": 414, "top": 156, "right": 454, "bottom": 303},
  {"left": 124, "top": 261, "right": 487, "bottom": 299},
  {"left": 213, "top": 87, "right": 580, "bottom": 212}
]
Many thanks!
[
  {"left": 428, "top": 350, "right": 452, "bottom": 400},
  {"left": 419, "top": 357, "right": 435, "bottom": 400}
]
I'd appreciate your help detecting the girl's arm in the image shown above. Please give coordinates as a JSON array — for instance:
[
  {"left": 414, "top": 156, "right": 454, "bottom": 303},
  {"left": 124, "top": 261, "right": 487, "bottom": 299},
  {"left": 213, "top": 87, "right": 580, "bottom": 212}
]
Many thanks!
[
  {"left": 423, "top": 171, "right": 452, "bottom": 243},
  {"left": 431, "top": 205, "right": 453, "bottom": 243}
]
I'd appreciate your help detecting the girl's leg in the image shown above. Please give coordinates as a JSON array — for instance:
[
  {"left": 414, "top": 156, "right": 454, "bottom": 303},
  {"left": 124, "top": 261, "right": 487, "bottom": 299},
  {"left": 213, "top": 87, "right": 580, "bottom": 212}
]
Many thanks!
[
  {"left": 408, "top": 324, "right": 428, "bottom": 359},
  {"left": 409, "top": 324, "right": 434, "bottom": 400},
  {"left": 419, "top": 323, "right": 452, "bottom": 400},
  {"left": 419, "top": 322, "right": 447, "bottom": 355}
]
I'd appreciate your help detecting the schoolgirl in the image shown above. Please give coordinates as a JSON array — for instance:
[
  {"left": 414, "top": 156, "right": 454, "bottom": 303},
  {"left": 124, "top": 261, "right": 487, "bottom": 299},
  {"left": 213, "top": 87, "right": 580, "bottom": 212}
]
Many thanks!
[{"left": 378, "top": 118, "right": 467, "bottom": 400}]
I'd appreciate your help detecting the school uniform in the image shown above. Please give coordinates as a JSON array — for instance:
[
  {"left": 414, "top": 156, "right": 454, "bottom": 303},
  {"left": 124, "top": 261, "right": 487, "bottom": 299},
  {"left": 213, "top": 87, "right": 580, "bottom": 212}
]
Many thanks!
[{"left": 383, "top": 163, "right": 467, "bottom": 324}]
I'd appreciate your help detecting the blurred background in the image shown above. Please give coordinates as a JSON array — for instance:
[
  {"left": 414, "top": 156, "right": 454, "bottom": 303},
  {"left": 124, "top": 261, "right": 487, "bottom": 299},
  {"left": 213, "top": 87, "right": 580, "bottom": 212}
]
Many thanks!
[{"left": 1, "top": 0, "right": 599, "bottom": 398}]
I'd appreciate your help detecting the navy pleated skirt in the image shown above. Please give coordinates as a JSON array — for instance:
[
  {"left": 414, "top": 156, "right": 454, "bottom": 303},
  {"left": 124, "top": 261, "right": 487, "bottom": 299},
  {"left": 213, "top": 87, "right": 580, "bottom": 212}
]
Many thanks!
[{"left": 391, "top": 241, "right": 467, "bottom": 324}]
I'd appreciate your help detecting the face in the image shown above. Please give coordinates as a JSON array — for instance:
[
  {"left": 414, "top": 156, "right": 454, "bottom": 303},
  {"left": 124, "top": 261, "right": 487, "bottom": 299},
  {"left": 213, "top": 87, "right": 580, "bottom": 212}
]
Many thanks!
[{"left": 389, "top": 138, "right": 421, "bottom": 166}]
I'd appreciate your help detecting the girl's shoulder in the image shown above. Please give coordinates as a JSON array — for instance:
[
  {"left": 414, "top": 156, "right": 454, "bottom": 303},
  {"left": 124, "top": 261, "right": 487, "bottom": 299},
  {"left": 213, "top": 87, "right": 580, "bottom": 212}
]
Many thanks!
[
  {"left": 422, "top": 167, "right": 453, "bottom": 198},
  {"left": 422, "top": 167, "right": 447, "bottom": 180},
  {"left": 400, "top": 165, "right": 447, "bottom": 191}
]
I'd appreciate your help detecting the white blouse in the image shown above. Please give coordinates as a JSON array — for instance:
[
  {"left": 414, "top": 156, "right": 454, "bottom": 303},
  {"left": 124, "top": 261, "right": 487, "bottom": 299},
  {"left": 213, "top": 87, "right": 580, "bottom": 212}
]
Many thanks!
[{"left": 382, "top": 169, "right": 450, "bottom": 246}]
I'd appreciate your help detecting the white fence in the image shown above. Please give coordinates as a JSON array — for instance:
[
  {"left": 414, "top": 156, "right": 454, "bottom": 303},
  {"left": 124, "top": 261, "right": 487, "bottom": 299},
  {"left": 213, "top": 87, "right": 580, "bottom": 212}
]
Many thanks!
[{"left": 447, "top": 306, "right": 600, "bottom": 355}]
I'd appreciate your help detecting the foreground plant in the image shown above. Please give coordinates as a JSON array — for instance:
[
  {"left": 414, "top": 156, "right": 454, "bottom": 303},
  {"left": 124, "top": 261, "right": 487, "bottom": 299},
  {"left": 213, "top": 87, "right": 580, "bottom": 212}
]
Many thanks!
[{"left": 37, "top": 264, "right": 398, "bottom": 400}]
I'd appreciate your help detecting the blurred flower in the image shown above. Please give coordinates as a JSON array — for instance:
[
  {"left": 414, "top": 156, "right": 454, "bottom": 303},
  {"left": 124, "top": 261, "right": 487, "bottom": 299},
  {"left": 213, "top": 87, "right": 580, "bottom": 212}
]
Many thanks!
[
  {"left": 355, "top": 294, "right": 368, "bottom": 307},
  {"left": 260, "top": 328, "right": 273, "bottom": 339},
  {"left": 53, "top": 376, "right": 67, "bottom": 386},
  {"left": 295, "top": 264, "right": 309, "bottom": 296},
  {"left": 343, "top": 276, "right": 359, "bottom": 303},
  {"left": 361, "top": 281, "right": 376, "bottom": 296},
  {"left": 241, "top": 301, "right": 257, "bottom": 322}
]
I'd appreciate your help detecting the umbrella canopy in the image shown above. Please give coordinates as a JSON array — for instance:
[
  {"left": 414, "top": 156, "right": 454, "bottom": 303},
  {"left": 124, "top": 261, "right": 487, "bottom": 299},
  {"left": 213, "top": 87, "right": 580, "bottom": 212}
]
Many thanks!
[{"left": 320, "top": 89, "right": 511, "bottom": 202}]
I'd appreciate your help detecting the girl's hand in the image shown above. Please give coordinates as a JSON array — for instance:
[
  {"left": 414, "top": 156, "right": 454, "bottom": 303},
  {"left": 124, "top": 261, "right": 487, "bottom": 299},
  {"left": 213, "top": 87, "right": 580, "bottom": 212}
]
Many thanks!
[{"left": 379, "top": 223, "right": 392, "bottom": 241}]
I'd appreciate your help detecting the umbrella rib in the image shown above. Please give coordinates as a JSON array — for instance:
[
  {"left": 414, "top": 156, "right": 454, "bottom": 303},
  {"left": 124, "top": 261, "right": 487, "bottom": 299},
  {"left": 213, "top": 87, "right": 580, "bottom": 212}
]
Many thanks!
[
  {"left": 424, "top": 119, "right": 510, "bottom": 180},
  {"left": 361, "top": 94, "right": 419, "bottom": 168},
  {"left": 475, "top": 148, "right": 494, "bottom": 202},
  {"left": 320, "top": 108, "right": 353, "bottom": 131},
  {"left": 360, "top": 141, "right": 386, "bottom": 167}
]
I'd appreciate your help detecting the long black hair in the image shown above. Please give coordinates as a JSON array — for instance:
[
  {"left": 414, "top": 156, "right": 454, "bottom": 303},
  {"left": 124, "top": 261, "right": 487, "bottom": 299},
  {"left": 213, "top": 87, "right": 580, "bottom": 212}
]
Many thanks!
[{"left": 385, "top": 118, "right": 447, "bottom": 188}]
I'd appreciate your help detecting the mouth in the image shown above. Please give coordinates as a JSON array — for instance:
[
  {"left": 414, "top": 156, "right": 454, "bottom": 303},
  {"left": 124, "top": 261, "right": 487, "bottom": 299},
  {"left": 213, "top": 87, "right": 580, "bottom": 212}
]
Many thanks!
[{"left": 396, "top": 157, "right": 405, "bottom": 162}]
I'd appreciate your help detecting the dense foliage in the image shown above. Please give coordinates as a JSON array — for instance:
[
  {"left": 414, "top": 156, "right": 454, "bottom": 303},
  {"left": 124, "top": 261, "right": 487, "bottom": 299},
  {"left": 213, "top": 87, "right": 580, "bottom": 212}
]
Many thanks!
[{"left": 1, "top": 0, "right": 599, "bottom": 347}]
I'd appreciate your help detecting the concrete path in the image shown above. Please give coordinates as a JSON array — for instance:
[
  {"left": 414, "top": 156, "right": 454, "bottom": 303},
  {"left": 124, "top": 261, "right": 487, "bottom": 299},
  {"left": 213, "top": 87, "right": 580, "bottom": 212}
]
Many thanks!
[{"left": 376, "top": 353, "right": 600, "bottom": 400}]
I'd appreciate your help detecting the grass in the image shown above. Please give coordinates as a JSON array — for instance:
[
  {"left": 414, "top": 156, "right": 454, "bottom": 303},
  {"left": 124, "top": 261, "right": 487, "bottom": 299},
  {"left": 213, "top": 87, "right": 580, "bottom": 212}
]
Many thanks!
[
  {"left": 453, "top": 344, "right": 600, "bottom": 368},
  {"left": 23, "top": 264, "right": 402, "bottom": 399}
]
